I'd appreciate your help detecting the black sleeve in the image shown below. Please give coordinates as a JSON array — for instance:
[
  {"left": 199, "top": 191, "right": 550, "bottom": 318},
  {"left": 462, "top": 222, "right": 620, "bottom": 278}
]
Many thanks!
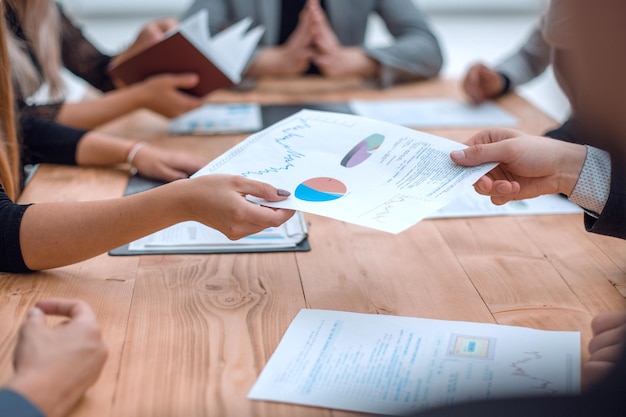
[
  {"left": 0, "top": 186, "right": 32, "bottom": 273},
  {"left": 19, "top": 115, "right": 87, "bottom": 166},
  {"left": 58, "top": 5, "right": 116, "bottom": 92},
  {"left": 584, "top": 154, "right": 626, "bottom": 240}
]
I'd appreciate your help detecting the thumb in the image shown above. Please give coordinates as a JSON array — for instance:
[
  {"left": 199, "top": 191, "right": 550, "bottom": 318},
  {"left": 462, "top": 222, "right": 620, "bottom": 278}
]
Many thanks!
[
  {"left": 24, "top": 306, "right": 46, "bottom": 328},
  {"left": 172, "top": 73, "right": 200, "bottom": 88},
  {"left": 450, "top": 142, "right": 507, "bottom": 167}
]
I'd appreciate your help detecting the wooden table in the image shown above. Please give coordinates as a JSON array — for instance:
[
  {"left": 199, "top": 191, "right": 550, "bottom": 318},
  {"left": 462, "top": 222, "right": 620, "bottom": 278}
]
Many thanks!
[{"left": 2, "top": 77, "right": 626, "bottom": 417}]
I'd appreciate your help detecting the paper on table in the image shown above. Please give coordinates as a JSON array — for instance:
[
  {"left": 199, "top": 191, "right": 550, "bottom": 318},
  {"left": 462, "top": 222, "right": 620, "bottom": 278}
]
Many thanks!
[
  {"left": 127, "top": 211, "right": 307, "bottom": 252},
  {"left": 249, "top": 309, "right": 580, "bottom": 416},
  {"left": 349, "top": 98, "right": 517, "bottom": 128},
  {"left": 170, "top": 103, "right": 262, "bottom": 135},
  {"left": 193, "top": 110, "right": 497, "bottom": 234},
  {"left": 427, "top": 187, "right": 583, "bottom": 219}
]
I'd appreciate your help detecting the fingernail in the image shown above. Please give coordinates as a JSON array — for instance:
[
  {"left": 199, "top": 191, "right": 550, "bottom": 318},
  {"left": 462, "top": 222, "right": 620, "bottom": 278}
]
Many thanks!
[
  {"left": 496, "top": 183, "right": 509, "bottom": 194},
  {"left": 277, "top": 189, "right": 291, "bottom": 197},
  {"left": 28, "top": 307, "right": 44, "bottom": 317},
  {"left": 450, "top": 150, "right": 465, "bottom": 160}
]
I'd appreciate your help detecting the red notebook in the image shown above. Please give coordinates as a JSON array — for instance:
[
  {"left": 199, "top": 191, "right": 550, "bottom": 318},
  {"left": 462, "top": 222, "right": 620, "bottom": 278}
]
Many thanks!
[{"left": 108, "top": 10, "right": 263, "bottom": 97}]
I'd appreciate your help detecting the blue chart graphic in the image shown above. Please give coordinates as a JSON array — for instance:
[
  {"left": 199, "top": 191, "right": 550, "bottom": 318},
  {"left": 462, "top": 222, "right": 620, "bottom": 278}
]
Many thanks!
[
  {"left": 340, "top": 133, "right": 385, "bottom": 168},
  {"left": 295, "top": 177, "right": 347, "bottom": 202}
]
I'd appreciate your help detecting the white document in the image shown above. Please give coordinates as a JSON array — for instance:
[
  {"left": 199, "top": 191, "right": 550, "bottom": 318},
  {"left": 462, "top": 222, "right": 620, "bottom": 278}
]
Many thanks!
[
  {"left": 428, "top": 188, "right": 583, "bottom": 219},
  {"left": 249, "top": 309, "right": 581, "bottom": 416},
  {"left": 349, "top": 99, "right": 517, "bottom": 128},
  {"left": 128, "top": 211, "right": 307, "bottom": 252},
  {"left": 193, "top": 110, "right": 497, "bottom": 234},
  {"left": 178, "top": 10, "right": 264, "bottom": 84},
  {"left": 170, "top": 103, "right": 262, "bottom": 135}
]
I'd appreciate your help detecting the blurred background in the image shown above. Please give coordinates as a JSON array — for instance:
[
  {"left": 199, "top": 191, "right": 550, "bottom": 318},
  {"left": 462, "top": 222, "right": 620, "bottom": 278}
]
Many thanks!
[{"left": 56, "top": 0, "right": 568, "bottom": 122}]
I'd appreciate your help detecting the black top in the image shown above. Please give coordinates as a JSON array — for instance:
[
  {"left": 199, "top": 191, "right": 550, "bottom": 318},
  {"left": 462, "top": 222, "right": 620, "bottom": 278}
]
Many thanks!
[
  {"left": 5, "top": 3, "right": 115, "bottom": 121},
  {"left": 0, "top": 116, "right": 86, "bottom": 273},
  {"left": 0, "top": 185, "right": 31, "bottom": 273}
]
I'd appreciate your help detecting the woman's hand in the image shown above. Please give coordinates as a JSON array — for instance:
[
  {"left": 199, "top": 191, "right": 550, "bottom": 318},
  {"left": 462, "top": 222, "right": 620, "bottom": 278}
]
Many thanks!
[
  {"left": 181, "top": 174, "right": 296, "bottom": 240},
  {"left": 131, "top": 145, "right": 207, "bottom": 182},
  {"left": 132, "top": 73, "right": 205, "bottom": 118}
]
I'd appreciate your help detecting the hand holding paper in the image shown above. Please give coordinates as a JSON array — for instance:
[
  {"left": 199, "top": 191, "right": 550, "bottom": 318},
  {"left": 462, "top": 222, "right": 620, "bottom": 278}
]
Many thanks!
[{"left": 193, "top": 110, "right": 497, "bottom": 233}]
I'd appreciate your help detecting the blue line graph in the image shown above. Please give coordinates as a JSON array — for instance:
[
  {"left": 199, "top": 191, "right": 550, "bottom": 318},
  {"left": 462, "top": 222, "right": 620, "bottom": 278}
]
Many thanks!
[
  {"left": 239, "top": 118, "right": 311, "bottom": 177},
  {"left": 238, "top": 114, "right": 359, "bottom": 177}
]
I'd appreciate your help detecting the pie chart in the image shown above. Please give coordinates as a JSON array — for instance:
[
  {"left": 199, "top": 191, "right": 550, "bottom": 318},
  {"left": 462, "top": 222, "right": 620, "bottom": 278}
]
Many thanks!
[
  {"left": 340, "top": 133, "right": 385, "bottom": 168},
  {"left": 295, "top": 177, "right": 347, "bottom": 202}
]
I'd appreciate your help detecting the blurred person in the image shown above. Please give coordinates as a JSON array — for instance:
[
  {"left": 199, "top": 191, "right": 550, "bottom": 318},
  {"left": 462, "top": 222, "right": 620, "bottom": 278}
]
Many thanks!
[
  {"left": 5, "top": 0, "right": 204, "bottom": 130},
  {"left": 182, "top": 0, "right": 443, "bottom": 87}
]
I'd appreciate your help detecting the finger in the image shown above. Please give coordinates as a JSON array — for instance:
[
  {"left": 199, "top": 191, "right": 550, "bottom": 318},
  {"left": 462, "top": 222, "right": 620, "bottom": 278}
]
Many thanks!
[
  {"left": 23, "top": 306, "right": 46, "bottom": 327},
  {"left": 591, "top": 311, "right": 626, "bottom": 335},
  {"left": 170, "top": 73, "right": 200, "bottom": 89},
  {"left": 582, "top": 362, "right": 615, "bottom": 388},
  {"left": 35, "top": 299, "right": 97, "bottom": 325},
  {"left": 588, "top": 342, "right": 625, "bottom": 362},
  {"left": 589, "top": 325, "right": 626, "bottom": 354},
  {"left": 243, "top": 206, "right": 297, "bottom": 232},
  {"left": 237, "top": 178, "right": 292, "bottom": 202},
  {"left": 155, "top": 166, "right": 191, "bottom": 182},
  {"left": 450, "top": 140, "right": 515, "bottom": 167},
  {"left": 155, "top": 18, "right": 178, "bottom": 33}
]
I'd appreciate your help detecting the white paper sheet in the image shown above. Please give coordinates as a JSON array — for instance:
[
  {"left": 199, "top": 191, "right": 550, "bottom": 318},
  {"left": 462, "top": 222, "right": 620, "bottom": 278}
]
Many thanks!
[
  {"left": 170, "top": 103, "right": 262, "bottom": 135},
  {"left": 249, "top": 309, "right": 581, "bottom": 416},
  {"left": 193, "top": 110, "right": 497, "bottom": 234},
  {"left": 427, "top": 188, "right": 583, "bottom": 219},
  {"left": 349, "top": 99, "right": 517, "bottom": 128},
  {"left": 127, "top": 211, "right": 307, "bottom": 252}
]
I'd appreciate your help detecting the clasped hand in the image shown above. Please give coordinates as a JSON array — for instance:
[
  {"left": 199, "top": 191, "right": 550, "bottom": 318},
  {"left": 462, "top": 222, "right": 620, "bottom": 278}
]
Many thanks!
[{"left": 248, "top": 0, "right": 378, "bottom": 79}]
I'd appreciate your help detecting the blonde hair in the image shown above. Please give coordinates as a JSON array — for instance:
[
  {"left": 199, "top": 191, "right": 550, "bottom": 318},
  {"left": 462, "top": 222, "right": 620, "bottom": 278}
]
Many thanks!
[
  {"left": 5, "top": 0, "right": 64, "bottom": 101},
  {"left": 0, "top": 1, "right": 21, "bottom": 200}
]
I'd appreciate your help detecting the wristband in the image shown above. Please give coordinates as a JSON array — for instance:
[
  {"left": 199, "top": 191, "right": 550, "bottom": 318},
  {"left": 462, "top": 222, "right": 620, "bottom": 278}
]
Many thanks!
[{"left": 498, "top": 72, "right": 512, "bottom": 96}]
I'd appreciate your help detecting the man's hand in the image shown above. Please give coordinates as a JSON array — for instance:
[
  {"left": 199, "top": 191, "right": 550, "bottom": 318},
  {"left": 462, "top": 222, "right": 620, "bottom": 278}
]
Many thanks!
[
  {"left": 450, "top": 128, "right": 587, "bottom": 205},
  {"left": 8, "top": 299, "right": 108, "bottom": 417}
]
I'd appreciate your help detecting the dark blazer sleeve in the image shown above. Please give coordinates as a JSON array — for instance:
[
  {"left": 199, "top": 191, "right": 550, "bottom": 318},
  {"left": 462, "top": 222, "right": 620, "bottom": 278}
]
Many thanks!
[
  {"left": 0, "top": 388, "right": 45, "bottom": 417},
  {"left": 584, "top": 155, "right": 626, "bottom": 240}
]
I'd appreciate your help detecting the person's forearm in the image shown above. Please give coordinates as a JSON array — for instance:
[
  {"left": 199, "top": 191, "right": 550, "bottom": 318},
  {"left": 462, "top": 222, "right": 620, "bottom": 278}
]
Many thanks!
[
  {"left": 74, "top": 131, "right": 135, "bottom": 167},
  {"left": 19, "top": 181, "right": 191, "bottom": 270},
  {"left": 55, "top": 86, "right": 147, "bottom": 130}
]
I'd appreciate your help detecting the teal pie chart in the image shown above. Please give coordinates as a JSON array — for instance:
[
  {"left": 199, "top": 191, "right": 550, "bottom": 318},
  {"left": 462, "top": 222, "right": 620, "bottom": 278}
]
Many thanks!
[
  {"left": 341, "top": 133, "right": 385, "bottom": 168},
  {"left": 295, "top": 177, "right": 347, "bottom": 202}
]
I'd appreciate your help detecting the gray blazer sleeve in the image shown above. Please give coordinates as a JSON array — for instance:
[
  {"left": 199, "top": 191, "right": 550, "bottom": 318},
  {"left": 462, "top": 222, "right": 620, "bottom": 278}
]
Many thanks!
[
  {"left": 494, "top": 19, "right": 552, "bottom": 89},
  {"left": 361, "top": 0, "right": 443, "bottom": 86}
]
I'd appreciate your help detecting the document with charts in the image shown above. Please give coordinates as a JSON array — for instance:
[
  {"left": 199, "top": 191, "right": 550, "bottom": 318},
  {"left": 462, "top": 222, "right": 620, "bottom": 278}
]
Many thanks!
[
  {"left": 193, "top": 110, "right": 497, "bottom": 234},
  {"left": 248, "top": 309, "right": 580, "bottom": 416}
]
